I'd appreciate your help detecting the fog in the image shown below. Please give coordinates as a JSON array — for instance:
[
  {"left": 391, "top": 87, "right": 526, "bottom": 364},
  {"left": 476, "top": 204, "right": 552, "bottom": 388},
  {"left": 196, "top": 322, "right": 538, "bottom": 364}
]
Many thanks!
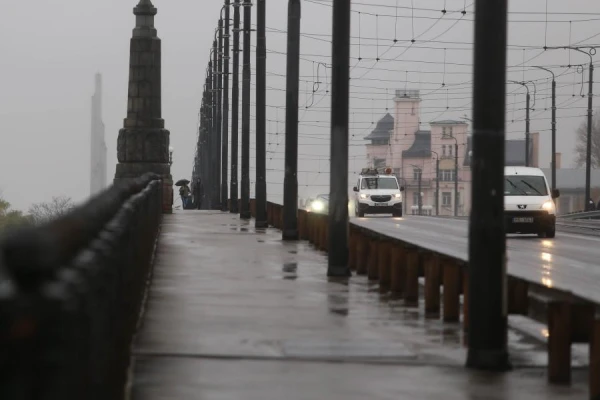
[{"left": 1, "top": 0, "right": 599, "bottom": 210}]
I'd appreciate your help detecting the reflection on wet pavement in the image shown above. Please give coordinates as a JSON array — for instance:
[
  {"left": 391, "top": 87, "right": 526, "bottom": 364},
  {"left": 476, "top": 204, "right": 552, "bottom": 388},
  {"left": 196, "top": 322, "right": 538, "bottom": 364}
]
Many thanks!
[{"left": 132, "top": 211, "right": 587, "bottom": 399}]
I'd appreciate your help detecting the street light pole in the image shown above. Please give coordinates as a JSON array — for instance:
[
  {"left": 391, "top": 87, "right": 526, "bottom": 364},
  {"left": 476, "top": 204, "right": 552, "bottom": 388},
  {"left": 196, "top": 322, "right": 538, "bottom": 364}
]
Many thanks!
[
  {"left": 467, "top": 0, "right": 510, "bottom": 371},
  {"left": 240, "top": 0, "right": 252, "bottom": 219},
  {"left": 230, "top": 0, "right": 240, "bottom": 213},
  {"left": 221, "top": 4, "right": 230, "bottom": 212},
  {"left": 255, "top": 0, "right": 268, "bottom": 228},
  {"left": 509, "top": 80, "right": 531, "bottom": 167},
  {"left": 431, "top": 150, "right": 440, "bottom": 216},
  {"left": 546, "top": 47, "right": 595, "bottom": 208},
  {"left": 282, "top": 0, "right": 301, "bottom": 240},
  {"left": 327, "top": 0, "right": 352, "bottom": 277},
  {"left": 454, "top": 138, "right": 459, "bottom": 217},
  {"left": 535, "top": 66, "right": 557, "bottom": 193}
]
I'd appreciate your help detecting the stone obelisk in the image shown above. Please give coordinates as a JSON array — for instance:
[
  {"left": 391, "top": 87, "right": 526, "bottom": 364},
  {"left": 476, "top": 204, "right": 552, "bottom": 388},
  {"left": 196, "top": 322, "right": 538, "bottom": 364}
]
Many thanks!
[
  {"left": 115, "top": 0, "right": 173, "bottom": 213},
  {"left": 91, "top": 73, "right": 107, "bottom": 196}
]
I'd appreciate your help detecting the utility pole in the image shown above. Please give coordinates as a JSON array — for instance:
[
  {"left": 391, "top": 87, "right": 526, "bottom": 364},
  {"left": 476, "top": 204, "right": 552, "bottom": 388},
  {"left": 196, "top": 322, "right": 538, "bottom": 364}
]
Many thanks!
[
  {"left": 509, "top": 80, "right": 531, "bottom": 167},
  {"left": 418, "top": 170, "right": 423, "bottom": 216},
  {"left": 327, "top": 0, "right": 351, "bottom": 276},
  {"left": 586, "top": 62, "right": 595, "bottom": 209},
  {"left": 431, "top": 150, "right": 440, "bottom": 216},
  {"left": 454, "top": 139, "right": 459, "bottom": 217},
  {"left": 535, "top": 66, "right": 557, "bottom": 193},
  {"left": 467, "top": 0, "right": 510, "bottom": 371},
  {"left": 546, "top": 47, "right": 595, "bottom": 207},
  {"left": 216, "top": 23, "right": 224, "bottom": 209},
  {"left": 212, "top": 40, "right": 220, "bottom": 209},
  {"left": 255, "top": 0, "right": 268, "bottom": 228},
  {"left": 282, "top": 0, "right": 301, "bottom": 240},
  {"left": 240, "top": 0, "right": 252, "bottom": 219},
  {"left": 221, "top": 3, "right": 230, "bottom": 212},
  {"left": 208, "top": 58, "right": 215, "bottom": 210},
  {"left": 230, "top": 0, "right": 240, "bottom": 213}
]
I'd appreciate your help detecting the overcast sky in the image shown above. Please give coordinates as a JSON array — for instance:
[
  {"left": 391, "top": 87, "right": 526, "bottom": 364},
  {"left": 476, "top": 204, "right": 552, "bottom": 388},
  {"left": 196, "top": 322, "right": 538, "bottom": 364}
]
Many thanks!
[{"left": 1, "top": 0, "right": 600, "bottom": 210}]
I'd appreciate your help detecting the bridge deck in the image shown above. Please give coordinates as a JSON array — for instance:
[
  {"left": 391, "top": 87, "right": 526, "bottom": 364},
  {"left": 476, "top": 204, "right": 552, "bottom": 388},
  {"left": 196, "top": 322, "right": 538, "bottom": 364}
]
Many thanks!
[
  {"left": 352, "top": 216, "right": 600, "bottom": 305},
  {"left": 130, "top": 212, "right": 586, "bottom": 399}
]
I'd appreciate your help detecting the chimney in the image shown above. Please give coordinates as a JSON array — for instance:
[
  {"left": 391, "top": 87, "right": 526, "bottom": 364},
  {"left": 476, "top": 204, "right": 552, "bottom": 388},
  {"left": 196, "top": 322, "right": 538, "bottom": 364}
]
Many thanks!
[{"left": 555, "top": 152, "right": 562, "bottom": 169}]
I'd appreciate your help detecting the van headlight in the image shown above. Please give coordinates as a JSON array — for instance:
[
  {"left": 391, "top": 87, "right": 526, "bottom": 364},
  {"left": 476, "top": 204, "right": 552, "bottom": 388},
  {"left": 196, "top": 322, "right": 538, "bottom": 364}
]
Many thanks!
[
  {"left": 359, "top": 193, "right": 369, "bottom": 199},
  {"left": 542, "top": 201, "right": 555, "bottom": 211},
  {"left": 311, "top": 200, "right": 325, "bottom": 212},
  {"left": 394, "top": 193, "right": 401, "bottom": 198}
]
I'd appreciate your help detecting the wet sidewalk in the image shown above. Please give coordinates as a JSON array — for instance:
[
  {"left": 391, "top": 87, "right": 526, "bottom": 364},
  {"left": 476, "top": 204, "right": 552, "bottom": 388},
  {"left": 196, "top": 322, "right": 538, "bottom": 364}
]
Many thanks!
[{"left": 130, "top": 211, "right": 586, "bottom": 399}]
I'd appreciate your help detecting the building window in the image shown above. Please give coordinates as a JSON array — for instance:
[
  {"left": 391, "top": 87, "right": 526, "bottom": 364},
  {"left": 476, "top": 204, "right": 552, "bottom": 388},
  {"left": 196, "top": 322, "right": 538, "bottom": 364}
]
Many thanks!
[
  {"left": 442, "top": 145, "right": 446, "bottom": 156},
  {"left": 413, "top": 192, "right": 420, "bottom": 205},
  {"left": 442, "top": 192, "right": 452, "bottom": 206},
  {"left": 413, "top": 168, "right": 422, "bottom": 181},
  {"left": 442, "top": 126, "right": 453, "bottom": 138},
  {"left": 448, "top": 145, "right": 453, "bottom": 157},
  {"left": 440, "top": 170, "right": 455, "bottom": 182},
  {"left": 374, "top": 158, "right": 386, "bottom": 168}
]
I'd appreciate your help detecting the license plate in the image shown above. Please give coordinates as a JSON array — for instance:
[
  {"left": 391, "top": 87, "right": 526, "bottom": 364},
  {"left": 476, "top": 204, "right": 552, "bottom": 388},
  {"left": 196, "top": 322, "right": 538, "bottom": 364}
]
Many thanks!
[
  {"left": 513, "top": 217, "right": 533, "bottom": 223},
  {"left": 375, "top": 203, "right": 388, "bottom": 206}
]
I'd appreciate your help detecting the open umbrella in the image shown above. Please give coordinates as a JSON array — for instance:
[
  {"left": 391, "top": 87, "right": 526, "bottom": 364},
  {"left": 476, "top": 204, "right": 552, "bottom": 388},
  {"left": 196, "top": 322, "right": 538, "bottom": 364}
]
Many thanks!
[{"left": 175, "top": 179, "right": 190, "bottom": 186}]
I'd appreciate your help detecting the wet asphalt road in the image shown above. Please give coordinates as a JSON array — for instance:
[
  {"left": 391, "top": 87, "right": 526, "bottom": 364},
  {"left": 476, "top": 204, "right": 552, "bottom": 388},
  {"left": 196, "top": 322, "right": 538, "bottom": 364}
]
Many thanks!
[
  {"left": 352, "top": 215, "right": 600, "bottom": 305},
  {"left": 130, "top": 211, "right": 587, "bottom": 399}
]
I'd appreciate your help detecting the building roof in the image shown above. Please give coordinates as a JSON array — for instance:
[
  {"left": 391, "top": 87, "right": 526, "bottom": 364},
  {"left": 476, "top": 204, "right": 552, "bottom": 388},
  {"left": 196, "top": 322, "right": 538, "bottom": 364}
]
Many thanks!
[
  {"left": 430, "top": 120, "right": 468, "bottom": 125},
  {"left": 364, "top": 113, "right": 394, "bottom": 141},
  {"left": 402, "top": 131, "right": 431, "bottom": 158},
  {"left": 464, "top": 137, "right": 533, "bottom": 167},
  {"left": 540, "top": 168, "right": 600, "bottom": 190}
]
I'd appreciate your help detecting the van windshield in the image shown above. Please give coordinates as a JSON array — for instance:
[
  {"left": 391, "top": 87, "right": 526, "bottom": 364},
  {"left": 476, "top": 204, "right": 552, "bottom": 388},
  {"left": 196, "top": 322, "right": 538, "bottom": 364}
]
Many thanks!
[
  {"left": 361, "top": 177, "right": 399, "bottom": 190},
  {"left": 504, "top": 175, "right": 548, "bottom": 196}
]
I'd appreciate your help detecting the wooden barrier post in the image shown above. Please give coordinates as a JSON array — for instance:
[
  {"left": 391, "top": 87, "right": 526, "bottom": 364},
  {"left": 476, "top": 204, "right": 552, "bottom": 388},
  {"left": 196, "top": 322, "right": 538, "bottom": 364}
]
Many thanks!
[
  {"left": 404, "top": 250, "right": 419, "bottom": 307},
  {"left": 367, "top": 239, "right": 379, "bottom": 281},
  {"left": 548, "top": 301, "right": 572, "bottom": 385},
  {"left": 424, "top": 255, "right": 441, "bottom": 317},
  {"left": 356, "top": 232, "right": 368, "bottom": 275},
  {"left": 591, "top": 318, "right": 600, "bottom": 400},
  {"left": 378, "top": 241, "right": 391, "bottom": 289},
  {"left": 390, "top": 245, "right": 406, "bottom": 296},
  {"left": 462, "top": 270, "right": 469, "bottom": 335},
  {"left": 443, "top": 260, "right": 460, "bottom": 322},
  {"left": 507, "top": 277, "right": 529, "bottom": 315},
  {"left": 348, "top": 229, "right": 357, "bottom": 271}
]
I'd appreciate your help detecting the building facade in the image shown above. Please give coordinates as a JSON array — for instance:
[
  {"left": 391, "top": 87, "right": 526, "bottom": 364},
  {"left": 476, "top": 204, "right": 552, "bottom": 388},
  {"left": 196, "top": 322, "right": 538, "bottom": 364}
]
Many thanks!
[{"left": 365, "top": 89, "right": 541, "bottom": 216}]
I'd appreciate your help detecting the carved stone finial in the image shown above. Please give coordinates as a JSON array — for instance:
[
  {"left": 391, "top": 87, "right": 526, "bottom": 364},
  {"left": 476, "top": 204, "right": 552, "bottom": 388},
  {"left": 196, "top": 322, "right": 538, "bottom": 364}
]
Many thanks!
[{"left": 134, "top": 0, "right": 157, "bottom": 16}]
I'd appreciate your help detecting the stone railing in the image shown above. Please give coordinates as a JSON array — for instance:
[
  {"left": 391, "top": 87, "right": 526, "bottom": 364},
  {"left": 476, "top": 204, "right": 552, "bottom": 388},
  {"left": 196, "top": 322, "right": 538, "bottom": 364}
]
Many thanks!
[{"left": 0, "top": 173, "right": 163, "bottom": 400}]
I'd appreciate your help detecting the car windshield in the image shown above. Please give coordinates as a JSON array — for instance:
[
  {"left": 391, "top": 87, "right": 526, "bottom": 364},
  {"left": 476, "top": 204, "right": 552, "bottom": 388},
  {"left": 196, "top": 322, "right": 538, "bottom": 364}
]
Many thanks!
[
  {"left": 361, "top": 177, "right": 399, "bottom": 190},
  {"left": 504, "top": 175, "right": 548, "bottom": 196}
]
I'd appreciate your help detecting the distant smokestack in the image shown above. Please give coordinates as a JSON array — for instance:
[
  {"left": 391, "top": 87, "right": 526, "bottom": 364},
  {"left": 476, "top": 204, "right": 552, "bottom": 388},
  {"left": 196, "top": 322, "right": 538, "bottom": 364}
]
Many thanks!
[
  {"left": 555, "top": 152, "right": 562, "bottom": 169},
  {"left": 90, "top": 73, "right": 107, "bottom": 195}
]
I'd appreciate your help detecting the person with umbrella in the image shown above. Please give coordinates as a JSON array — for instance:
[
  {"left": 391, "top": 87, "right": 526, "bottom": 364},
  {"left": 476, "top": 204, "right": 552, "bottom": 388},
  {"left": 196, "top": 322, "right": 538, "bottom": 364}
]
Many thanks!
[{"left": 175, "top": 179, "right": 191, "bottom": 209}]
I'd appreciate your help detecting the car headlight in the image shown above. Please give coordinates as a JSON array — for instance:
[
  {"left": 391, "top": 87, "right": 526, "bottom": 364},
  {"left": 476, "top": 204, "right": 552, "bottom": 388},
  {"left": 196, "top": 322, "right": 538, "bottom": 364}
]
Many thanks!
[
  {"left": 394, "top": 193, "right": 401, "bottom": 198},
  {"left": 311, "top": 201, "right": 325, "bottom": 211},
  {"left": 542, "top": 201, "right": 555, "bottom": 211},
  {"left": 359, "top": 193, "right": 369, "bottom": 199}
]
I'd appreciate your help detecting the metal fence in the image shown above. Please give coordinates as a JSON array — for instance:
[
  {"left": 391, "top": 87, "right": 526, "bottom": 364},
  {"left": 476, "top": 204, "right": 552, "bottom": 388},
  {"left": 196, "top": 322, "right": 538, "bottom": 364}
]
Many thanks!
[{"left": 0, "top": 173, "right": 163, "bottom": 400}]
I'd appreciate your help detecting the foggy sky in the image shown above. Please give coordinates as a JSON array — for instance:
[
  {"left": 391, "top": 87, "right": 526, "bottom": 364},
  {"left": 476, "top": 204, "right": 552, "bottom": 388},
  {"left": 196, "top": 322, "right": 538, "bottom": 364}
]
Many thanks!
[{"left": 1, "top": 0, "right": 599, "bottom": 210}]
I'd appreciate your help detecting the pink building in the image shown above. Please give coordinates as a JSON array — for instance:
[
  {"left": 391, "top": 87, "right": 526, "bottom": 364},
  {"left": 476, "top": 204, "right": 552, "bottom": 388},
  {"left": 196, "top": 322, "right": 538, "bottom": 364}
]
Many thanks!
[{"left": 365, "top": 89, "right": 471, "bottom": 216}]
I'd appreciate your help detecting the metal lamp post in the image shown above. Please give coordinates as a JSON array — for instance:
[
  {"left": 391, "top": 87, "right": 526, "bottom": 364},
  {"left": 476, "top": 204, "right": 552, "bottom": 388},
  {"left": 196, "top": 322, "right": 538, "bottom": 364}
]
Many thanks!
[
  {"left": 431, "top": 150, "right": 440, "bottom": 216},
  {"left": 546, "top": 46, "right": 595, "bottom": 208},
  {"left": 534, "top": 66, "right": 557, "bottom": 193}
]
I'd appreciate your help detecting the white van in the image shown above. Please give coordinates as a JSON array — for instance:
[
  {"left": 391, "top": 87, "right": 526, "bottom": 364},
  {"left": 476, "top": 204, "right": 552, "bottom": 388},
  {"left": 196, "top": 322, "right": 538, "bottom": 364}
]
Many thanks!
[
  {"left": 504, "top": 166, "right": 560, "bottom": 238},
  {"left": 353, "top": 168, "right": 404, "bottom": 217}
]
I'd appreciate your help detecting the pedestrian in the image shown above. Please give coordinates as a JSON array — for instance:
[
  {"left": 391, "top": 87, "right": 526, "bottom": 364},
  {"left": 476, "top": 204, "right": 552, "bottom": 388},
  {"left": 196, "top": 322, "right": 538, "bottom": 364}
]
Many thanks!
[{"left": 179, "top": 183, "right": 191, "bottom": 209}]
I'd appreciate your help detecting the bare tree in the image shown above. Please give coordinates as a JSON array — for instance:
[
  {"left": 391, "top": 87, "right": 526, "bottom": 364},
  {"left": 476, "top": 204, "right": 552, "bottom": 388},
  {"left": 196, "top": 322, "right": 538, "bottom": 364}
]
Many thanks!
[
  {"left": 0, "top": 195, "right": 31, "bottom": 232},
  {"left": 575, "top": 112, "right": 600, "bottom": 168},
  {"left": 28, "top": 196, "right": 75, "bottom": 225}
]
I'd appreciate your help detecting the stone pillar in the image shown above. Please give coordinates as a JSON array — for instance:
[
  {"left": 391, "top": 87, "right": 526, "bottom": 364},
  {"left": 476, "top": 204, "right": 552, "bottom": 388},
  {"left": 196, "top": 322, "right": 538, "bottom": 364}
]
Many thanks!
[{"left": 115, "top": 0, "right": 173, "bottom": 213}]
